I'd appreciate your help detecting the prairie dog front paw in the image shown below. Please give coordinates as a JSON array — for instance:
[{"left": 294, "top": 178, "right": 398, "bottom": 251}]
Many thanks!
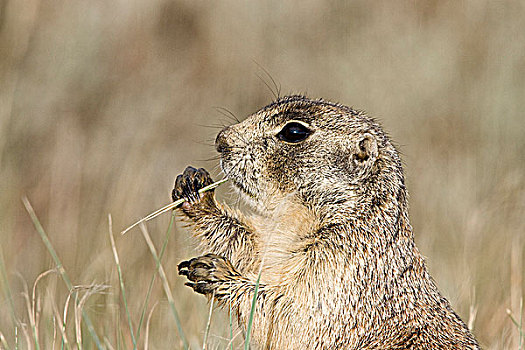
[
  {"left": 172, "top": 166, "right": 215, "bottom": 211},
  {"left": 178, "top": 254, "right": 241, "bottom": 297}
]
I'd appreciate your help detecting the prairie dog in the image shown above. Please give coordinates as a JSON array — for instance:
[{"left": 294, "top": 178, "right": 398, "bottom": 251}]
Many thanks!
[{"left": 175, "top": 95, "right": 480, "bottom": 349}]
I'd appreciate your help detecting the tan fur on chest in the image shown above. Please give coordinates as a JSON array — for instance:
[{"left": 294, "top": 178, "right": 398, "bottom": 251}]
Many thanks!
[{"left": 250, "top": 196, "right": 319, "bottom": 285}]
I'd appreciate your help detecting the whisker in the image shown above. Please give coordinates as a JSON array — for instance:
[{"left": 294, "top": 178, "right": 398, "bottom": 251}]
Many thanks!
[
  {"left": 192, "top": 140, "right": 216, "bottom": 147},
  {"left": 195, "top": 123, "right": 226, "bottom": 130},
  {"left": 256, "top": 72, "right": 278, "bottom": 101},
  {"left": 215, "top": 106, "right": 241, "bottom": 123},
  {"left": 253, "top": 60, "right": 281, "bottom": 100},
  {"left": 198, "top": 155, "right": 222, "bottom": 162}
]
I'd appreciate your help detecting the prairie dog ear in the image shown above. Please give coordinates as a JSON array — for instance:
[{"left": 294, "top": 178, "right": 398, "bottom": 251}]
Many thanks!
[{"left": 354, "top": 133, "right": 378, "bottom": 164}]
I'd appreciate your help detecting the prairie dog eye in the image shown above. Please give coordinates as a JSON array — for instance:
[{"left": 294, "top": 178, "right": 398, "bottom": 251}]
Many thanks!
[{"left": 277, "top": 122, "right": 312, "bottom": 143}]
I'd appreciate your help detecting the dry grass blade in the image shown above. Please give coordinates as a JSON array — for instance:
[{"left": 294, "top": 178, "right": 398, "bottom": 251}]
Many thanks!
[
  {"left": 74, "top": 284, "right": 110, "bottom": 349},
  {"left": 52, "top": 315, "right": 56, "bottom": 350},
  {"left": 108, "top": 214, "right": 137, "bottom": 349},
  {"left": 51, "top": 297, "right": 70, "bottom": 350},
  {"left": 19, "top": 274, "right": 39, "bottom": 350},
  {"left": 21, "top": 197, "right": 103, "bottom": 350},
  {"left": 225, "top": 330, "right": 243, "bottom": 350},
  {"left": 136, "top": 212, "right": 176, "bottom": 343},
  {"left": 202, "top": 291, "right": 215, "bottom": 350},
  {"left": 0, "top": 247, "right": 16, "bottom": 327},
  {"left": 104, "top": 337, "right": 116, "bottom": 350},
  {"left": 121, "top": 178, "right": 228, "bottom": 235},
  {"left": 506, "top": 298, "right": 524, "bottom": 350},
  {"left": 73, "top": 292, "right": 82, "bottom": 348},
  {"left": 144, "top": 301, "right": 159, "bottom": 350},
  {"left": 468, "top": 304, "right": 478, "bottom": 332},
  {"left": 19, "top": 323, "right": 31, "bottom": 350},
  {"left": 31, "top": 269, "right": 56, "bottom": 347},
  {"left": 62, "top": 291, "right": 73, "bottom": 344},
  {"left": 139, "top": 223, "right": 188, "bottom": 350},
  {"left": 0, "top": 331, "right": 10, "bottom": 350}
]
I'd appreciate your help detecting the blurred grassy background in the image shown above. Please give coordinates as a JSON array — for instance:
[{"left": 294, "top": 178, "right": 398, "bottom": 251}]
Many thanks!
[{"left": 0, "top": 0, "right": 524, "bottom": 348}]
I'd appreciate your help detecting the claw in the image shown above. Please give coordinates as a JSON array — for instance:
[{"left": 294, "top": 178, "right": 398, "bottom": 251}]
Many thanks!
[
  {"left": 178, "top": 260, "right": 190, "bottom": 272},
  {"left": 178, "top": 254, "right": 239, "bottom": 297},
  {"left": 172, "top": 166, "right": 215, "bottom": 205},
  {"left": 193, "top": 281, "right": 215, "bottom": 295}
]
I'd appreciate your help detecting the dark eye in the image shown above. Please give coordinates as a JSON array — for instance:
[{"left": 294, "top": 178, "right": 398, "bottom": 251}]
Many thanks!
[{"left": 277, "top": 122, "right": 312, "bottom": 143}]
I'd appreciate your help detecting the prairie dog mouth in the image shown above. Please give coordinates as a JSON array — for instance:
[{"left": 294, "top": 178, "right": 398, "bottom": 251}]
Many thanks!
[{"left": 220, "top": 160, "right": 259, "bottom": 201}]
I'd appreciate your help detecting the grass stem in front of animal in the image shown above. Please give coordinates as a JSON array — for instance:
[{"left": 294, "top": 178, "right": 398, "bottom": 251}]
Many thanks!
[
  {"left": 139, "top": 223, "right": 188, "bottom": 350},
  {"left": 229, "top": 284, "right": 233, "bottom": 350},
  {"left": 121, "top": 178, "right": 228, "bottom": 235},
  {"left": 136, "top": 212, "right": 176, "bottom": 344},
  {"left": 244, "top": 272, "right": 261, "bottom": 350},
  {"left": 202, "top": 290, "right": 215, "bottom": 350},
  {"left": 108, "top": 214, "right": 137, "bottom": 349}
]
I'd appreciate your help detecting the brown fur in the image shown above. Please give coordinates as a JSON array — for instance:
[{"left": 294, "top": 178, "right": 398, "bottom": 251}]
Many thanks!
[{"left": 174, "top": 96, "right": 480, "bottom": 349}]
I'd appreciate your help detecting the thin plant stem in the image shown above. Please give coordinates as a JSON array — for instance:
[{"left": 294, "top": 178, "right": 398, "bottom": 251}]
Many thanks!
[
  {"left": 21, "top": 197, "right": 103, "bottom": 350},
  {"left": 244, "top": 272, "right": 261, "bottom": 350},
  {"left": 50, "top": 296, "right": 70, "bottom": 350},
  {"left": 0, "top": 246, "right": 17, "bottom": 328},
  {"left": 0, "top": 331, "right": 11, "bottom": 350},
  {"left": 121, "top": 178, "right": 228, "bottom": 235},
  {"left": 517, "top": 298, "right": 523, "bottom": 350},
  {"left": 202, "top": 291, "right": 215, "bottom": 350},
  {"left": 139, "top": 223, "right": 188, "bottom": 350},
  {"left": 507, "top": 300, "right": 524, "bottom": 350},
  {"left": 136, "top": 212, "right": 176, "bottom": 343},
  {"left": 143, "top": 302, "right": 158, "bottom": 350},
  {"left": 229, "top": 283, "right": 233, "bottom": 350},
  {"left": 108, "top": 214, "right": 137, "bottom": 349}
]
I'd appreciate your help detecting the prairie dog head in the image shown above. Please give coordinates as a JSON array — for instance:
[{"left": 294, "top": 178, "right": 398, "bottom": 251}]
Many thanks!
[{"left": 216, "top": 95, "right": 401, "bottom": 214}]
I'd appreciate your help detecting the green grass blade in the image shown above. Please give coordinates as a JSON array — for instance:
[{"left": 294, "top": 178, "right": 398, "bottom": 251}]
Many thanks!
[
  {"left": 0, "top": 246, "right": 17, "bottom": 327},
  {"left": 135, "top": 212, "right": 175, "bottom": 343},
  {"left": 202, "top": 291, "right": 215, "bottom": 350},
  {"left": 506, "top": 303, "right": 525, "bottom": 350},
  {"left": 108, "top": 214, "right": 137, "bottom": 349},
  {"left": 22, "top": 197, "right": 104, "bottom": 350},
  {"left": 139, "top": 223, "right": 188, "bottom": 350},
  {"left": 244, "top": 272, "right": 261, "bottom": 350},
  {"left": 229, "top": 285, "right": 233, "bottom": 350}
]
